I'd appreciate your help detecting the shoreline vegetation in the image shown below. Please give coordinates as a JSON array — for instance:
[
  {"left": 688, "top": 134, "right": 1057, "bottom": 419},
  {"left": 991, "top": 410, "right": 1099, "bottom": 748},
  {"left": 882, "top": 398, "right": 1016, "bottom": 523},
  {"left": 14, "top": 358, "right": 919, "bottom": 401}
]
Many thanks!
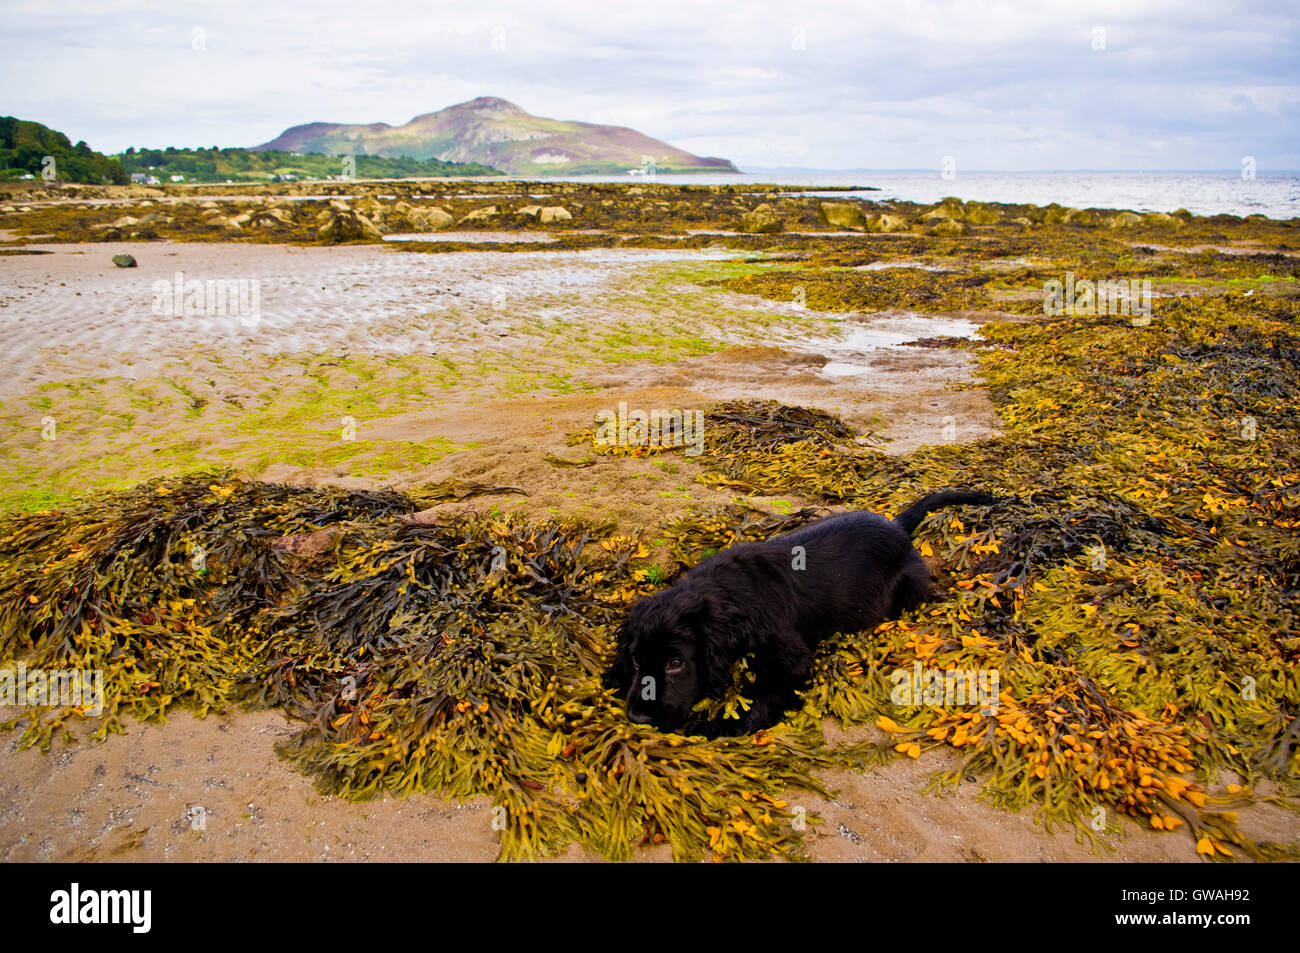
[{"left": 0, "top": 177, "right": 1297, "bottom": 862}]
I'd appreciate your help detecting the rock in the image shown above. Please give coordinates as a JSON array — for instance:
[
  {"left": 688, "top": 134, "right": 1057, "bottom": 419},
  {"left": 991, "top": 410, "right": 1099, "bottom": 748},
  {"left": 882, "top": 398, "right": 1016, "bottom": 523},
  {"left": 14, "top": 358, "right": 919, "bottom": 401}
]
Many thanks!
[
  {"left": 112, "top": 254, "right": 137, "bottom": 268},
  {"left": 252, "top": 208, "right": 294, "bottom": 227},
  {"left": 199, "top": 201, "right": 220, "bottom": 210},
  {"left": 458, "top": 206, "right": 499, "bottom": 225},
  {"left": 920, "top": 197, "right": 966, "bottom": 222},
  {"left": 517, "top": 205, "right": 543, "bottom": 220},
  {"left": 1011, "top": 216, "right": 1034, "bottom": 227},
  {"left": 407, "top": 207, "right": 454, "bottom": 231},
  {"left": 1062, "top": 208, "right": 1097, "bottom": 226},
  {"left": 271, "top": 527, "right": 341, "bottom": 560},
  {"left": 866, "top": 212, "right": 909, "bottom": 233},
  {"left": 927, "top": 218, "right": 967, "bottom": 237},
  {"left": 110, "top": 215, "right": 140, "bottom": 228},
  {"left": 628, "top": 187, "right": 644, "bottom": 196},
  {"left": 1106, "top": 211, "right": 1144, "bottom": 228},
  {"left": 317, "top": 209, "right": 383, "bottom": 242},
  {"left": 204, "top": 215, "right": 240, "bottom": 230},
  {"left": 539, "top": 206, "right": 572, "bottom": 224},
  {"left": 818, "top": 201, "right": 866, "bottom": 229},
  {"left": 961, "top": 202, "right": 1001, "bottom": 225},
  {"left": 741, "top": 204, "right": 783, "bottom": 233}
]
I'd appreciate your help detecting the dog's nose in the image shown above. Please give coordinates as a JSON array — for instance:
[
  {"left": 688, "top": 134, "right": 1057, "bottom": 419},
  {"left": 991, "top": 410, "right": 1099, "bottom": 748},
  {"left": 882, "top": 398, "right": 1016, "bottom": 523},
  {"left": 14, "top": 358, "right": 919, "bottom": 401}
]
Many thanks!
[{"left": 626, "top": 709, "right": 654, "bottom": 724}]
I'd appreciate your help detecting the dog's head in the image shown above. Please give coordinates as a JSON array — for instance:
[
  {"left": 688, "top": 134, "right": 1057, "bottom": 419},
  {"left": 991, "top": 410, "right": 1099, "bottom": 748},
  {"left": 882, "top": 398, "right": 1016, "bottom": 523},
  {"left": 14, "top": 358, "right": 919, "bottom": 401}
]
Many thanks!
[{"left": 604, "top": 584, "right": 728, "bottom": 733}]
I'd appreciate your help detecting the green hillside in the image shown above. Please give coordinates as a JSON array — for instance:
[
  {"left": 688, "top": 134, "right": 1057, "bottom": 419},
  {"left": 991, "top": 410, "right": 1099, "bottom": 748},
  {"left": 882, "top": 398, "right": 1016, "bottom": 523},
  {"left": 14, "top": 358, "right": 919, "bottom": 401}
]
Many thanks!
[
  {"left": 117, "top": 146, "right": 502, "bottom": 182},
  {"left": 0, "top": 117, "right": 127, "bottom": 184}
]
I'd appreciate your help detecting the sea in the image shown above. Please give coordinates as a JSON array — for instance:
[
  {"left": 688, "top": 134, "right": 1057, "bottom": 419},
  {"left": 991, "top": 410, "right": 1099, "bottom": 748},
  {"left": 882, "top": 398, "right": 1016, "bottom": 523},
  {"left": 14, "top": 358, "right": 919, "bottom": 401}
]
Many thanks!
[{"left": 475, "top": 170, "right": 1300, "bottom": 221}]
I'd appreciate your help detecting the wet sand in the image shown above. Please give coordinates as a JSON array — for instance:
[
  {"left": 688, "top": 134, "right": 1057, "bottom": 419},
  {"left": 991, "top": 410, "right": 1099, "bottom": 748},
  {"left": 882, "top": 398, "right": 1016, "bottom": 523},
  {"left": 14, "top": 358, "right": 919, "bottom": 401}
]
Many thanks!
[{"left": 8, "top": 237, "right": 1276, "bottom": 863}]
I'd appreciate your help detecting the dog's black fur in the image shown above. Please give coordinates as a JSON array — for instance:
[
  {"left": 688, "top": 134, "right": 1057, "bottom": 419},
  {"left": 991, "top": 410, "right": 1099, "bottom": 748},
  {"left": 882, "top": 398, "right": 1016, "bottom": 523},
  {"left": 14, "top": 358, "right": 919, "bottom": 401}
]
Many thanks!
[{"left": 603, "top": 490, "right": 998, "bottom": 737}]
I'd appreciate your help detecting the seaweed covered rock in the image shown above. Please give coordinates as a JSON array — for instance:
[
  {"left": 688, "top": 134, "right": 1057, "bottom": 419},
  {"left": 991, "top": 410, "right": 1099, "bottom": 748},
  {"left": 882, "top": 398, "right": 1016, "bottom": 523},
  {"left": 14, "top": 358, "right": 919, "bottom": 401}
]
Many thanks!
[
  {"left": 818, "top": 200, "right": 866, "bottom": 229},
  {"left": 927, "top": 218, "right": 967, "bottom": 237},
  {"left": 741, "top": 203, "right": 783, "bottom": 233},
  {"left": 406, "top": 206, "right": 454, "bottom": 231},
  {"left": 1106, "top": 211, "right": 1145, "bottom": 228},
  {"left": 318, "top": 208, "right": 383, "bottom": 242},
  {"left": 459, "top": 205, "right": 500, "bottom": 225},
  {"left": 1144, "top": 211, "right": 1185, "bottom": 228},
  {"left": 867, "top": 212, "right": 909, "bottom": 232}
]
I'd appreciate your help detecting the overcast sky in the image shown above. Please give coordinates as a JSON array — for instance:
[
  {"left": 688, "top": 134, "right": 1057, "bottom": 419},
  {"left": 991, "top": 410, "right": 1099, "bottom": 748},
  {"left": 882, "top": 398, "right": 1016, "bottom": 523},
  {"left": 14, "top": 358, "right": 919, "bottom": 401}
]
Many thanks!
[{"left": 3, "top": 0, "right": 1296, "bottom": 170}]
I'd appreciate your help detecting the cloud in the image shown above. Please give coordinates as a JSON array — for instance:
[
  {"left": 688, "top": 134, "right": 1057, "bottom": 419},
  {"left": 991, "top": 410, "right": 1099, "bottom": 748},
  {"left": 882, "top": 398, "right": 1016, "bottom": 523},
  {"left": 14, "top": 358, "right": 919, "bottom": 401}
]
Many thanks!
[{"left": 1, "top": 0, "right": 1295, "bottom": 169}]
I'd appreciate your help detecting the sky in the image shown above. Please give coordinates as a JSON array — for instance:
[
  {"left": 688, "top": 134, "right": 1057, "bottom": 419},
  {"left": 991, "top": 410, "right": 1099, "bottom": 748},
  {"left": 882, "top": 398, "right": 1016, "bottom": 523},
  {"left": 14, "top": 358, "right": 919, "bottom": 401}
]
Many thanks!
[{"left": 2, "top": 0, "right": 1297, "bottom": 171}]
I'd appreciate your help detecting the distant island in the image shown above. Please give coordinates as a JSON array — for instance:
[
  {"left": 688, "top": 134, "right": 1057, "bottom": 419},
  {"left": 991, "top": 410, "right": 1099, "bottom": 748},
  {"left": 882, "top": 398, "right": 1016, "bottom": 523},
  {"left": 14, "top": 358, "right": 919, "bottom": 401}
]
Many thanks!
[
  {"left": 1, "top": 117, "right": 501, "bottom": 185},
  {"left": 3, "top": 97, "right": 740, "bottom": 186},
  {"left": 254, "top": 96, "right": 738, "bottom": 176}
]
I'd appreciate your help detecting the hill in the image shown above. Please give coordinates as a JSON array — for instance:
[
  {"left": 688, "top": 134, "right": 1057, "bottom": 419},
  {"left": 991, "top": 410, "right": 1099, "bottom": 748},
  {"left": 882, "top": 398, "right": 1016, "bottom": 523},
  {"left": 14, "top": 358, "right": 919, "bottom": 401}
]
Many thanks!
[
  {"left": 254, "top": 97, "right": 737, "bottom": 176},
  {"left": 0, "top": 117, "right": 127, "bottom": 185}
]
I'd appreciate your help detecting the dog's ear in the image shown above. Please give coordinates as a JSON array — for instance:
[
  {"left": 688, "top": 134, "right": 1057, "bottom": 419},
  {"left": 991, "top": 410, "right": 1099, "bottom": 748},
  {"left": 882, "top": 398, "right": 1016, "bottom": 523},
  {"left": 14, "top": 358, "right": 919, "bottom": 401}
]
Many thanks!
[
  {"left": 602, "top": 622, "right": 635, "bottom": 691},
  {"left": 692, "top": 594, "right": 743, "bottom": 695}
]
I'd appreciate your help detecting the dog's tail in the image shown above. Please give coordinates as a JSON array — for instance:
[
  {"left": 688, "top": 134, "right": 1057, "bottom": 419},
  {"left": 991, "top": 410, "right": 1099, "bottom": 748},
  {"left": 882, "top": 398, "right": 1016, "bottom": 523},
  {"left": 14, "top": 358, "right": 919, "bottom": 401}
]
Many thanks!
[{"left": 893, "top": 490, "right": 999, "bottom": 536}]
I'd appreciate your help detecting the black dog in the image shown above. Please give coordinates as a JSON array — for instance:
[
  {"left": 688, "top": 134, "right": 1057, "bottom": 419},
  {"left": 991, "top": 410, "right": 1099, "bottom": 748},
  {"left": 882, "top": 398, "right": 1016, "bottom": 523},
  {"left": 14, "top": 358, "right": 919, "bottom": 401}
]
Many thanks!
[{"left": 603, "top": 490, "right": 997, "bottom": 737}]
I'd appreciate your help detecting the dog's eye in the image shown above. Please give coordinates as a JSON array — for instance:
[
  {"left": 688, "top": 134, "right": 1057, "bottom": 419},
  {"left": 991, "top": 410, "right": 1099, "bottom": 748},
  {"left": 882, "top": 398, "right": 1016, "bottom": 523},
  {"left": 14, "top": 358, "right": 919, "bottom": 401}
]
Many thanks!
[{"left": 665, "top": 658, "right": 684, "bottom": 674}]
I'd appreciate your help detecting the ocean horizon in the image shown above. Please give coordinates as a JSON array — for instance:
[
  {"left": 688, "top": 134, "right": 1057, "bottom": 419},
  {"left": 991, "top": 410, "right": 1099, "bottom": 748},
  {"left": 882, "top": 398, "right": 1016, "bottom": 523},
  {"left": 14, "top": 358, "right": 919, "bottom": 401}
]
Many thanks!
[{"left": 475, "top": 170, "right": 1300, "bottom": 220}]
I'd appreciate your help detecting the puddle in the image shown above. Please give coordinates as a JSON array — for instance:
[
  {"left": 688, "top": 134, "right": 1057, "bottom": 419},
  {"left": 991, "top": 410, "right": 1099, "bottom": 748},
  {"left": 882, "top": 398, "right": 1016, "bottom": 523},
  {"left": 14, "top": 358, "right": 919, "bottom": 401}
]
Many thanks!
[
  {"left": 384, "top": 231, "right": 559, "bottom": 243},
  {"left": 858, "top": 260, "right": 950, "bottom": 272},
  {"left": 811, "top": 313, "right": 983, "bottom": 377}
]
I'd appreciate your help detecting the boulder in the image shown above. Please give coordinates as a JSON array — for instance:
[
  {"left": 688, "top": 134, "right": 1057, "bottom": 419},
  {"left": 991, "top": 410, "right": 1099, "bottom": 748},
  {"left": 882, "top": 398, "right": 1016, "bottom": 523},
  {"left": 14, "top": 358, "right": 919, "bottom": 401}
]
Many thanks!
[
  {"left": 254, "top": 207, "right": 294, "bottom": 227},
  {"left": 112, "top": 254, "right": 137, "bottom": 268},
  {"left": 1144, "top": 211, "right": 1184, "bottom": 228},
  {"left": 818, "top": 201, "right": 866, "bottom": 229},
  {"left": 517, "top": 205, "right": 543, "bottom": 220},
  {"left": 110, "top": 215, "right": 140, "bottom": 228},
  {"left": 539, "top": 206, "right": 572, "bottom": 224},
  {"left": 407, "top": 207, "right": 454, "bottom": 231},
  {"left": 921, "top": 197, "right": 966, "bottom": 222},
  {"left": 458, "top": 206, "right": 499, "bottom": 225},
  {"left": 927, "top": 218, "right": 967, "bottom": 237},
  {"left": 1062, "top": 208, "right": 1098, "bottom": 226},
  {"left": 1106, "top": 211, "right": 1145, "bottom": 228},
  {"left": 962, "top": 202, "right": 1001, "bottom": 225},
  {"left": 741, "top": 204, "right": 783, "bottom": 233},
  {"left": 1040, "top": 205, "right": 1068, "bottom": 224},
  {"left": 318, "top": 209, "right": 383, "bottom": 242},
  {"left": 866, "top": 212, "right": 909, "bottom": 233}
]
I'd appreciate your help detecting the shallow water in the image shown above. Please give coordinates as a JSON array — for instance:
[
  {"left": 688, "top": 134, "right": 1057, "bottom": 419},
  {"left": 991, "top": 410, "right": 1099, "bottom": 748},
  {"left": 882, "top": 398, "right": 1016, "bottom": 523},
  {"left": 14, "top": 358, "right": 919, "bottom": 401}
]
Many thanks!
[{"left": 813, "top": 313, "right": 983, "bottom": 377}]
